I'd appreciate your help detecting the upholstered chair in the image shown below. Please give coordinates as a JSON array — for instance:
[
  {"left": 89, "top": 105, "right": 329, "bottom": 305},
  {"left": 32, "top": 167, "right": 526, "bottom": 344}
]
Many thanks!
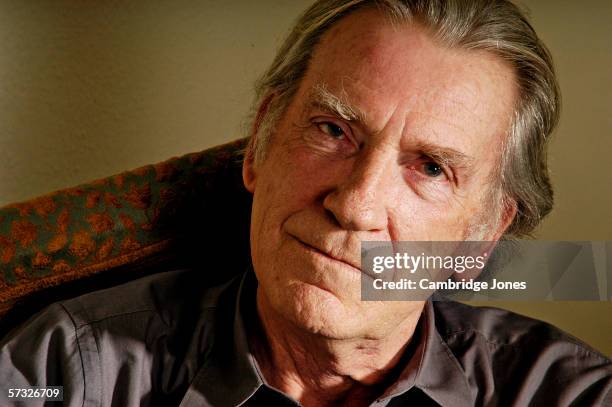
[{"left": 0, "top": 138, "right": 252, "bottom": 337}]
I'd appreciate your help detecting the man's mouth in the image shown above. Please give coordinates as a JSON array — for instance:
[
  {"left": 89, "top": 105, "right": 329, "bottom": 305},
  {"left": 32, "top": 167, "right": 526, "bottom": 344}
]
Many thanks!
[{"left": 289, "top": 234, "right": 362, "bottom": 273}]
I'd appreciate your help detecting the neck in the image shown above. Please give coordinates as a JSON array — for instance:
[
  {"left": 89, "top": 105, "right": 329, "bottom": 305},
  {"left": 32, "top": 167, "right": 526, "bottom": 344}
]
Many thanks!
[{"left": 251, "top": 289, "right": 424, "bottom": 407}]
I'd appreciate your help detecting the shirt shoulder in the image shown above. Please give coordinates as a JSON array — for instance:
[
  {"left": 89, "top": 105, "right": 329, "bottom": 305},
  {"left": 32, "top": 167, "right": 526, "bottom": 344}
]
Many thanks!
[
  {"left": 0, "top": 302, "right": 86, "bottom": 405},
  {"left": 432, "top": 301, "right": 611, "bottom": 405},
  {"left": 433, "top": 301, "right": 608, "bottom": 358},
  {"left": 60, "top": 268, "right": 224, "bottom": 326},
  {"left": 1, "top": 269, "right": 240, "bottom": 406}
]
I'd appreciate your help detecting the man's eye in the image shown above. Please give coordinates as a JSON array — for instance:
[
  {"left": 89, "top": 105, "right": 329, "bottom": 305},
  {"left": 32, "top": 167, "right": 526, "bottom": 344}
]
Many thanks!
[
  {"left": 422, "top": 161, "right": 443, "bottom": 178},
  {"left": 407, "top": 160, "right": 448, "bottom": 181},
  {"left": 317, "top": 122, "right": 345, "bottom": 139}
]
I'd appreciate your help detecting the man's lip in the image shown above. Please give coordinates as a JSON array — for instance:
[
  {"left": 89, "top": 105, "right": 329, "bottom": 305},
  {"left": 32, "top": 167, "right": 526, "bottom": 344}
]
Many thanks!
[{"left": 289, "top": 234, "right": 362, "bottom": 272}]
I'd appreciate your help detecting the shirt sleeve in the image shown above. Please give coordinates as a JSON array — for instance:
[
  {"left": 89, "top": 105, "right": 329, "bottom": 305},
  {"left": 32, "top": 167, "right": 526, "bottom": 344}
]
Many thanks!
[{"left": 0, "top": 303, "right": 87, "bottom": 407}]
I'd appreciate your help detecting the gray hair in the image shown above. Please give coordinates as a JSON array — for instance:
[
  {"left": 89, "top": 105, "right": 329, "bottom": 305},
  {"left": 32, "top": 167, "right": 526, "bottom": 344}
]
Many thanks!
[{"left": 247, "top": 0, "right": 560, "bottom": 239}]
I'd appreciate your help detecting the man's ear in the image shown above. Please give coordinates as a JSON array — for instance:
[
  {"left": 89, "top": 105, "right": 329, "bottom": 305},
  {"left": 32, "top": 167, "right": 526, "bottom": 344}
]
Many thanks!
[
  {"left": 491, "top": 199, "right": 517, "bottom": 242},
  {"left": 459, "top": 199, "right": 517, "bottom": 280},
  {"left": 478, "top": 199, "right": 517, "bottom": 257},
  {"left": 242, "top": 139, "right": 257, "bottom": 193},
  {"left": 243, "top": 93, "right": 275, "bottom": 193}
]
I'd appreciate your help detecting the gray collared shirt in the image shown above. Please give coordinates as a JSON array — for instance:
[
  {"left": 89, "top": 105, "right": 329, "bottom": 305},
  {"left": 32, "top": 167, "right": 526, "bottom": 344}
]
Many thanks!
[{"left": 1, "top": 269, "right": 610, "bottom": 406}]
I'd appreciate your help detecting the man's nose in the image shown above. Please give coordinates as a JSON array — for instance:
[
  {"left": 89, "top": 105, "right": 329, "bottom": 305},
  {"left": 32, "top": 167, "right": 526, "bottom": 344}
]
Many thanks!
[{"left": 322, "top": 146, "right": 394, "bottom": 232}]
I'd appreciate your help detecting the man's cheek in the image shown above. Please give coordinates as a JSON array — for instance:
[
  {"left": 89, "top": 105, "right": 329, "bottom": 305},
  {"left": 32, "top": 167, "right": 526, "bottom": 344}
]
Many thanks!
[{"left": 391, "top": 205, "right": 470, "bottom": 241}]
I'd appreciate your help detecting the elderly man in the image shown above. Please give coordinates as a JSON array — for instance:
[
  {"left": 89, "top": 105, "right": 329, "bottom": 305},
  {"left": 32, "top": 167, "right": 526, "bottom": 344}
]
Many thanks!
[{"left": 1, "top": 0, "right": 610, "bottom": 406}]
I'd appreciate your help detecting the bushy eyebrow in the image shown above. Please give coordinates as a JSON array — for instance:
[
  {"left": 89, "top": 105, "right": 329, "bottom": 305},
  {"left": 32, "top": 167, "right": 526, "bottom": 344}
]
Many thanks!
[
  {"left": 305, "top": 83, "right": 366, "bottom": 123},
  {"left": 414, "top": 142, "right": 474, "bottom": 169}
]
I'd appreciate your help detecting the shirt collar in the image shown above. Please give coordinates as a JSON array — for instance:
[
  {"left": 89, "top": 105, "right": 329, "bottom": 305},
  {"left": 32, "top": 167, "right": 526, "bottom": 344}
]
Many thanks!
[
  {"left": 418, "top": 300, "right": 475, "bottom": 406},
  {"left": 380, "top": 300, "right": 476, "bottom": 406},
  {"left": 180, "top": 270, "right": 264, "bottom": 407}
]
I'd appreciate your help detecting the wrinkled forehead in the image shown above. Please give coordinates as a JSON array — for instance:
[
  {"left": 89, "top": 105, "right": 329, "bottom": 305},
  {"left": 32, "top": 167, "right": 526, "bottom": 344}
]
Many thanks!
[{"left": 300, "top": 8, "right": 517, "bottom": 149}]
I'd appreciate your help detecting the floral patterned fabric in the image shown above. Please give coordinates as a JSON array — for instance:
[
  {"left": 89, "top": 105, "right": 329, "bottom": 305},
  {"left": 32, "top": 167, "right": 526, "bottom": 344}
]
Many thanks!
[{"left": 0, "top": 138, "right": 252, "bottom": 334}]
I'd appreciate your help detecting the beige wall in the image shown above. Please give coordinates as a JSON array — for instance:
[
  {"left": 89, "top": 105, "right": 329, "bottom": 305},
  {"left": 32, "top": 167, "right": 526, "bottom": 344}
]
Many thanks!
[{"left": 0, "top": 1, "right": 610, "bottom": 354}]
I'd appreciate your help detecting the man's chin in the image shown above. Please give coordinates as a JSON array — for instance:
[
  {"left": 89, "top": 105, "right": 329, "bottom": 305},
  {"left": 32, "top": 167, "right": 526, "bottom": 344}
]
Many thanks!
[{"left": 271, "top": 282, "right": 366, "bottom": 339}]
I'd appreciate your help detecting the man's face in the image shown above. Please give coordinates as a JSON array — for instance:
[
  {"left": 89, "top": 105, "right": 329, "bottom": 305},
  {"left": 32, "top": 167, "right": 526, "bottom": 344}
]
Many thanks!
[{"left": 244, "top": 9, "right": 517, "bottom": 339}]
